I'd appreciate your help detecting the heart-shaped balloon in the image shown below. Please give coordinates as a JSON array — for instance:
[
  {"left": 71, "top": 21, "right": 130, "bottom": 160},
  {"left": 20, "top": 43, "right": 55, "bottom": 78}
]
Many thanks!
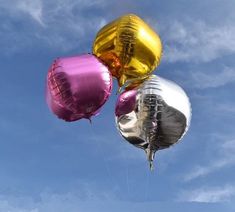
[
  {"left": 46, "top": 54, "right": 112, "bottom": 122},
  {"left": 115, "top": 75, "right": 191, "bottom": 169},
  {"left": 93, "top": 14, "right": 162, "bottom": 89}
]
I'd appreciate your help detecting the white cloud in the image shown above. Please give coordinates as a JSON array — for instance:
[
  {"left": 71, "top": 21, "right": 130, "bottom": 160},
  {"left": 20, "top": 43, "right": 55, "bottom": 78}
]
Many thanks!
[
  {"left": 0, "top": 182, "right": 117, "bottom": 212},
  {"left": 159, "top": 20, "right": 235, "bottom": 63},
  {"left": 2, "top": 1, "right": 235, "bottom": 59},
  {"left": 0, "top": 0, "right": 44, "bottom": 25},
  {"left": 178, "top": 185, "right": 235, "bottom": 203},
  {"left": 0, "top": 0, "right": 108, "bottom": 53},
  {"left": 172, "top": 66, "right": 235, "bottom": 89},
  {"left": 191, "top": 67, "right": 235, "bottom": 89},
  {"left": 183, "top": 139, "right": 235, "bottom": 182},
  {"left": 16, "top": 0, "right": 44, "bottom": 26},
  {"left": 0, "top": 194, "right": 79, "bottom": 212},
  {"left": 0, "top": 199, "right": 37, "bottom": 212},
  {"left": 183, "top": 158, "right": 235, "bottom": 182},
  {"left": 213, "top": 102, "right": 235, "bottom": 114}
]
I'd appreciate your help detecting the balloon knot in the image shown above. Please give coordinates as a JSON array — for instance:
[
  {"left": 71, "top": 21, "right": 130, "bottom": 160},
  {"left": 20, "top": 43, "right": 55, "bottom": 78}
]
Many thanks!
[
  {"left": 87, "top": 117, "right": 92, "bottom": 124},
  {"left": 149, "top": 160, "right": 154, "bottom": 171}
]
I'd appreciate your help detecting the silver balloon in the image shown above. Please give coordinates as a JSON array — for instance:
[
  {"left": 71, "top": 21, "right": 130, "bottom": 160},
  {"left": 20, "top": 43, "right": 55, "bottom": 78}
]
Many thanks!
[{"left": 115, "top": 75, "right": 191, "bottom": 169}]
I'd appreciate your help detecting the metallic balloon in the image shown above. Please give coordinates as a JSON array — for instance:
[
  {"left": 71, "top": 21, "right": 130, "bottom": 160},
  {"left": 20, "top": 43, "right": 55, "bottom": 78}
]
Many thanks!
[
  {"left": 93, "top": 14, "right": 162, "bottom": 88},
  {"left": 46, "top": 54, "right": 112, "bottom": 122},
  {"left": 115, "top": 75, "right": 191, "bottom": 169}
]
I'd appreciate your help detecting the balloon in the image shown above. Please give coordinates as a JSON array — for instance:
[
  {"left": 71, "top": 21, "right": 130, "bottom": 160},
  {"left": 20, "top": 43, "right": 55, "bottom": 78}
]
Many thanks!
[
  {"left": 46, "top": 54, "right": 112, "bottom": 122},
  {"left": 115, "top": 75, "right": 191, "bottom": 169},
  {"left": 93, "top": 14, "right": 162, "bottom": 88}
]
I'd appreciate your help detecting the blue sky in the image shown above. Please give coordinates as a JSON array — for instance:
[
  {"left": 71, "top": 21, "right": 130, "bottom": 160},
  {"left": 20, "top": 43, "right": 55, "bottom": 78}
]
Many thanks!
[{"left": 0, "top": 0, "right": 235, "bottom": 211}]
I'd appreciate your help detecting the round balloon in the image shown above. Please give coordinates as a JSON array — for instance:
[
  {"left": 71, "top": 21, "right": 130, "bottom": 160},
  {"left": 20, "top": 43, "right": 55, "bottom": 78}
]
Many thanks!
[
  {"left": 46, "top": 54, "right": 112, "bottom": 122},
  {"left": 93, "top": 14, "right": 162, "bottom": 89},
  {"left": 115, "top": 75, "right": 191, "bottom": 169}
]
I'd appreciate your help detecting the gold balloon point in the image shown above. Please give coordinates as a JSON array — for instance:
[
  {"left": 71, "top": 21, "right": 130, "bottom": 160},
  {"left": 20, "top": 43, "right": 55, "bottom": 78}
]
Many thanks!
[
  {"left": 116, "top": 86, "right": 122, "bottom": 95},
  {"left": 116, "top": 75, "right": 128, "bottom": 94},
  {"left": 118, "top": 74, "right": 127, "bottom": 88}
]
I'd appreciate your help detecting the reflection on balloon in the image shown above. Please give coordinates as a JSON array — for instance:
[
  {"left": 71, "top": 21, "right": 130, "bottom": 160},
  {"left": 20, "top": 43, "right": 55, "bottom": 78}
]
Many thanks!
[
  {"left": 115, "top": 75, "right": 191, "bottom": 169},
  {"left": 93, "top": 14, "right": 162, "bottom": 89},
  {"left": 44, "top": 13, "right": 192, "bottom": 171},
  {"left": 46, "top": 54, "right": 112, "bottom": 122}
]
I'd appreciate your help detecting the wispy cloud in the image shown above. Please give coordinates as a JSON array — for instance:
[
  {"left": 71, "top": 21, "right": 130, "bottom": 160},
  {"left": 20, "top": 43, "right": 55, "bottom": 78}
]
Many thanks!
[
  {"left": 159, "top": 20, "right": 235, "bottom": 63},
  {"left": 0, "top": 181, "right": 117, "bottom": 212},
  {"left": 171, "top": 66, "right": 235, "bottom": 90},
  {"left": 16, "top": 0, "right": 44, "bottom": 26},
  {"left": 2, "top": 1, "right": 235, "bottom": 60},
  {"left": 190, "top": 67, "right": 235, "bottom": 89},
  {"left": 183, "top": 158, "right": 235, "bottom": 182},
  {"left": 216, "top": 103, "right": 235, "bottom": 113},
  {"left": 0, "top": 0, "right": 108, "bottom": 53},
  {"left": 0, "top": 0, "right": 44, "bottom": 25},
  {"left": 178, "top": 185, "right": 235, "bottom": 203},
  {"left": 183, "top": 139, "right": 235, "bottom": 182}
]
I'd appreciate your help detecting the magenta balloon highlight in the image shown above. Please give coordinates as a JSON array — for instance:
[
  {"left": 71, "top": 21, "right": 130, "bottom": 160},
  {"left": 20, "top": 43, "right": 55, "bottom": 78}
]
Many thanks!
[
  {"left": 115, "top": 90, "right": 137, "bottom": 117},
  {"left": 46, "top": 54, "right": 112, "bottom": 122}
]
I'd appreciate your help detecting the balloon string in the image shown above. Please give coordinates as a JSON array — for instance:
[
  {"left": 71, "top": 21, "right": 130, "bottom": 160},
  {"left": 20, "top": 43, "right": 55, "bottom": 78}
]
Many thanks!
[
  {"left": 149, "top": 160, "right": 154, "bottom": 171},
  {"left": 126, "top": 162, "right": 130, "bottom": 199},
  {"left": 144, "top": 164, "right": 151, "bottom": 202},
  {"left": 90, "top": 126, "right": 115, "bottom": 188}
]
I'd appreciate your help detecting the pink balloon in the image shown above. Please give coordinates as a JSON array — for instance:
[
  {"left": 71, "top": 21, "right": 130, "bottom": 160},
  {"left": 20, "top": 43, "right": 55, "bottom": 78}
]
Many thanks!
[
  {"left": 115, "top": 90, "right": 137, "bottom": 117},
  {"left": 46, "top": 54, "right": 112, "bottom": 122}
]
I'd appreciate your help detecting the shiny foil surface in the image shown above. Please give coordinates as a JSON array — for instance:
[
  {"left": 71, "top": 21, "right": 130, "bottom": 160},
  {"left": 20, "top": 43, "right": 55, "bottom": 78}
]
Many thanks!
[
  {"left": 93, "top": 14, "right": 162, "bottom": 88},
  {"left": 115, "top": 75, "right": 191, "bottom": 168},
  {"left": 46, "top": 54, "right": 112, "bottom": 122}
]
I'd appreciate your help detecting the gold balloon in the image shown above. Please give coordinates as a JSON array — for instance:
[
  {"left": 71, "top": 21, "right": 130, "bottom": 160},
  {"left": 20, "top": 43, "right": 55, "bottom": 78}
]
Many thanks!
[{"left": 93, "top": 14, "right": 162, "bottom": 88}]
